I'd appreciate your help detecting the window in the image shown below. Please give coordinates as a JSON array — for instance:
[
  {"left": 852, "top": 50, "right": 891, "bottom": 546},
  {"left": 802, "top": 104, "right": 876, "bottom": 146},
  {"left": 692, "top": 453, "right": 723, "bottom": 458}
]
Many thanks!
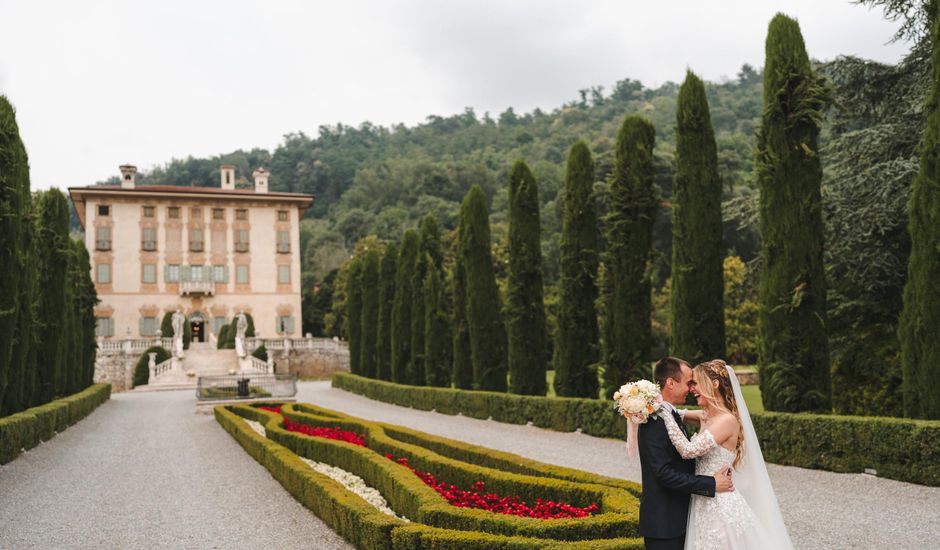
[
  {"left": 190, "top": 265, "right": 204, "bottom": 282},
  {"left": 277, "top": 230, "right": 290, "bottom": 253},
  {"left": 96, "top": 263, "right": 111, "bottom": 284},
  {"left": 95, "top": 317, "right": 114, "bottom": 337},
  {"left": 278, "top": 210, "right": 289, "bottom": 221},
  {"left": 236, "top": 265, "right": 249, "bottom": 284},
  {"left": 95, "top": 226, "right": 111, "bottom": 251},
  {"left": 190, "top": 228, "right": 204, "bottom": 252},
  {"left": 276, "top": 315, "right": 295, "bottom": 335},
  {"left": 143, "top": 205, "right": 155, "bottom": 218},
  {"left": 278, "top": 264, "right": 290, "bottom": 284},
  {"left": 212, "top": 208, "right": 224, "bottom": 220},
  {"left": 191, "top": 207, "right": 202, "bottom": 219},
  {"left": 98, "top": 205, "right": 110, "bottom": 216},
  {"left": 235, "top": 229, "right": 249, "bottom": 252},
  {"left": 212, "top": 265, "right": 226, "bottom": 282},
  {"left": 213, "top": 316, "right": 227, "bottom": 334},
  {"left": 142, "top": 263, "right": 157, "bottom": 284},
  {"left": 166, "top": 264, "right": 180, "bottom": 283},
  {"left": 139, "top": 316, "right": 158, "bottom": 337},
  {"left": 235, "top": 209, "right": 247, "bottom": 220},
  {"left": 168, "top": 206, "right": 180, "bottom": 218},
  {"left": 142, "top": 227, "right": 157, "bottom": 251}
]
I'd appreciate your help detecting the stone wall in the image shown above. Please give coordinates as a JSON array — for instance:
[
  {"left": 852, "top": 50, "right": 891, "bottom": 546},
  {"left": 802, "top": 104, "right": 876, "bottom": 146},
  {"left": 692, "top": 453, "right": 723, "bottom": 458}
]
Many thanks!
[
  {"left": 94, "top": 349, "right": 136, "bottom": 392},
  {"left": 267, "top": 338, "right": 350, "bottom": 380}
]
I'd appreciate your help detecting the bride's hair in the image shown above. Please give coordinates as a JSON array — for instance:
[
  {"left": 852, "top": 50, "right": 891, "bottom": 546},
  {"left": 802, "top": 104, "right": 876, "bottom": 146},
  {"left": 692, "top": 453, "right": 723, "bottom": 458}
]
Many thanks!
[{"left": 693, "top": 359, "right": 744, "bottom": 468}]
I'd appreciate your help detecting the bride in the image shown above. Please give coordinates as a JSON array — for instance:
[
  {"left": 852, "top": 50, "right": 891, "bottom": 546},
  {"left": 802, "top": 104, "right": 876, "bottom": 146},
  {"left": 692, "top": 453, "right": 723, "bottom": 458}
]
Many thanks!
[{"left": 660, "top": 359, "right": 793, "bottom": 550}]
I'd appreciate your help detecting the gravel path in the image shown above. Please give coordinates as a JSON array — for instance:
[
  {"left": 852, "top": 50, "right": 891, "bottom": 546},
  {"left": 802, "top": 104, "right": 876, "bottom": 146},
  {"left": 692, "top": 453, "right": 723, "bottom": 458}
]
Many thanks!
[
  {"left": 0, "top": 389, "right": 351, "bottom": 550},
  {"left": 297, "top": 381, "right": 940, "bottom": 550}
]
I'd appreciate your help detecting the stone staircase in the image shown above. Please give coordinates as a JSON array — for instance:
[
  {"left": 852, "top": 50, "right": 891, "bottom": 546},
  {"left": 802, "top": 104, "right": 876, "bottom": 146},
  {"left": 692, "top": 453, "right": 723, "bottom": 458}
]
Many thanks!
[{"left": 134, "top": 342, "right": 239, "bottom": 392}]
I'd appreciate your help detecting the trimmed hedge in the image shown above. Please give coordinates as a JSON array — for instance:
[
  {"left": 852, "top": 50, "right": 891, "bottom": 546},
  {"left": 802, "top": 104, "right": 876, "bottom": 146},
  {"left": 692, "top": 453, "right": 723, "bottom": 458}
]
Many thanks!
[
  {"left": 333, "top": 372, "right": 940, "bottom": 487},
  {"left": 133, "top": 346, "right": 171, "bottom": 388},
  {"left": 217, "top": 404, "right": 643, "bottom": 549},
  {"left": 0, "top": 383, "right": 110, "bottom": 464}
]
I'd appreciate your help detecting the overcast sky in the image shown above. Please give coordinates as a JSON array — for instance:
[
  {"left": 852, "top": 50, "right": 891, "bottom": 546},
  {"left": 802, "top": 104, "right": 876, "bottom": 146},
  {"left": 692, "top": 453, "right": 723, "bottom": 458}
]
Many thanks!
[{"left": 0, "top": 0, "right": 910, "bottom": 192}]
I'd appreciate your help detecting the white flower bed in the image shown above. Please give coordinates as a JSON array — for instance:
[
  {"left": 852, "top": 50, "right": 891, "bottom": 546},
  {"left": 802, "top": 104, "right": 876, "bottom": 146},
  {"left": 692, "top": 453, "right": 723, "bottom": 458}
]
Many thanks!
[{"left": 241, "top": 417, "right": 406, "bottom": 521}]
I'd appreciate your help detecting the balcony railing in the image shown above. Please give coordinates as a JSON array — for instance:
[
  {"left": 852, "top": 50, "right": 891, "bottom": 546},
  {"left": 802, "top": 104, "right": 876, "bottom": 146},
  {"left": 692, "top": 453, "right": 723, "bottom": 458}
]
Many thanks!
[
  {"left": 96, "top": 240, "right": 111, "bottom": 251},
  {"left": 179, "top": 280, "right": 215, "bottom": 296},
  {"left": 142, "top": 240, "right": 157, "bottom": 251},
  {"left": 189, "top": 242, "right": 204, "bottom": 252},
  {"left": 235, "top": 242, "right": 249, "bottom": 253},
  {"left": 277, "top": 242, "right": 290, "bottom": 253}
]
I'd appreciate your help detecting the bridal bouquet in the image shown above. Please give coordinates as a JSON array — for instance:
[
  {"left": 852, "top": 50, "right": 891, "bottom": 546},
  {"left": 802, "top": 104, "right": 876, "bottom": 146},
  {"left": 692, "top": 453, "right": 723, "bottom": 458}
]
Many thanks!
[{"left": 614, "top": 379, "right": 663, "bottom": 425}]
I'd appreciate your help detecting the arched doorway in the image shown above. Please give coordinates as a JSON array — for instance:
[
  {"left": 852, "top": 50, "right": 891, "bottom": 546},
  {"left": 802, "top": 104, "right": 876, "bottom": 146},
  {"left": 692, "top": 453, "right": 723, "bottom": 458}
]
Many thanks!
[{"left": 189, "top": 311, "right": 208, "bottom": 343}]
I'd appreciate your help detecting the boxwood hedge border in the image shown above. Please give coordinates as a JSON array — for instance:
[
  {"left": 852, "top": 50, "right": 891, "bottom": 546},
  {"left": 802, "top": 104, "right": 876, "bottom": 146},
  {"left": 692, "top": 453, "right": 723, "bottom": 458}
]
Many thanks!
[
  {"left": 0, "top": 383, "right": 111, "bottom": 464},
  {"left": 332, "top": 373, "right": 940, "bottom": 487}
]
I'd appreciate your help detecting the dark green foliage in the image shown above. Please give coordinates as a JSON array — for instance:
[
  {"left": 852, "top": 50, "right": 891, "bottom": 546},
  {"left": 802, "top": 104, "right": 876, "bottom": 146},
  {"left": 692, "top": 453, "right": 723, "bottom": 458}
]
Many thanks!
[
  {"left": 670, "top": 71, "right": 726, "bottom": 365},
  {"left": 161, "top": 312, "right": 174, "bottom": 340},
  {"left": 376, "top": 243, "right": 398, "bottom": 381},
  {"left": 423, "top": 262, "right": 452, "bottom": 387},
  {"left": 507, "top": 161, "right": 547, "bottom": 396},
  {"left": 900, "top": 0, "right": 940, "bottom": 419},
  {"left": 460, "top": 185, "right": 507, "bottom": 391},
  {"left": 35, "top": 189, "right": 71, "bottom": 403},
  {"left": 451, "top": 233, "right": 473, "bottom": 390},
  {"left": 0, "top": 384, "right": 110, "bottom": 465},
  {"left": 303, "top": 269, "right": 336, "bottom": 337},
  {"left": 411, "top": 215, "right": 442, "bottom": 385},
  {"left": 392, "top": 231, "right": 419, "bottom": 384},
  {"left": 756, "top": 14, "right": 831, "bottom": 413},
  {"left": 183, "top": 315, "right": 192, "bottom": 350},
  {"left": 68, "top": 239, "right": 97, "bottom": 394},
  {"left": 602, "top": 116, "right": 657, "bottom": 399},
  {"left": 359, "top": 249, "right": 380, "bottom": 378},
  {"left": 217, "top": 323, "right": 231, "bottom": 349},
  {"left": 133, "top": 346, "right": 171, "bottom": 388},
  {"left": 252, "top": 344, "right": 269, "bottom": 363},
  {"left": 345, "top": 259, "right": 364, "bottom": 375},
  {"left": 5, "top": 202, "right": 39, "bottom": 413},
  {"left": 554, "top": 142, "right": 600, "bottom": 399}
]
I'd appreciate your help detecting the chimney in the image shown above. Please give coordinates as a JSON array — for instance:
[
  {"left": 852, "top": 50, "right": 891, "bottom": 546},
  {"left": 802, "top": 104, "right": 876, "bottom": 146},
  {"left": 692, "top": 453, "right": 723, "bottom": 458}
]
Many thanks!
[
  {"left": 119, "top": 164, "right": 137, "bottom": 188},
  {"left": 252, "top": 167, "right": 269, "bottom": 194},
  {"left": 220, "top": 165, "right": 236, "bottom": 190}
]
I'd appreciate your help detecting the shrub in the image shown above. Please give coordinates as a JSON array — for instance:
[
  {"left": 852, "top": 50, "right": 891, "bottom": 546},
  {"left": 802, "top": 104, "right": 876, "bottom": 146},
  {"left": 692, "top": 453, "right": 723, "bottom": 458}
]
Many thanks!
[
  {"left": 133, "top": 346, "right": 171, "bottom": 388},
  {"left": 252, "top": 344, "right": 268, "bottom": 363}
]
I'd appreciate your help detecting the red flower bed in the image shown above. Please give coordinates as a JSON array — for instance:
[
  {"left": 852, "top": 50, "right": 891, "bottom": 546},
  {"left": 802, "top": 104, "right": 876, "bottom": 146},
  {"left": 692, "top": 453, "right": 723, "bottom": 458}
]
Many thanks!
[
  {"left": 259, "top": 405, "right": 367, "bottom": 446},
  {"left": 387, "top": 455, "right": 599, "bottom": 519}
]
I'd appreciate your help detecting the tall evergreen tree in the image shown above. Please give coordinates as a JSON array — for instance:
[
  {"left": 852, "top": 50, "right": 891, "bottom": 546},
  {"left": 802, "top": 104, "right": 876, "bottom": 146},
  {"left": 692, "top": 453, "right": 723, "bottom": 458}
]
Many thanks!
[
  {"left": 671, "top": 70, "right": 726, "bottom": 365},
  {"left": 602, "top": 116, "right": 657, "bottom": 399},
  {"left": 65, "top": 240, "right": 83, "bottom": 394},
  {"left": 451, "top": 228, "right": 473, "bottom": 390},
  {"left": 756, "top": 13, "right": 831, "bottom": 413},
  {"left": 35, "top": 189, "right": 71, "bottom": 403},
  {"left": 411, "top": 214, "right": 442, "bottom": 385},
  {"left": 900, "top": 1, "right": 940, "bottom": 419},
  {"left": 507, "top": 160, "right": 547, "bottom": 395},
  {"left": 75, "top": 243, "right": 98, "bottom": 390},
  {"left": 553, "top": 141, "right": 600, "bottom": 398},
  {"left": 424, "top": 260, "right": 452, "bottom": 387},
  {"left": 460, "top": 185, "right": 507, "bottom": 391},
  {"left": 359, "top": 249, "right": 380, "bottom": 378},
  {"left": 5, "top": 202, "right": 39, "bottom": 412},
  {"left": 392, "top": 230, "right": 419, "bottom": 384},
  {"left": 376, "top": 242, "right": 398, "bottom": 381},
  {"left": 0, "top": 96, "right": 28, "bottom": 412},
  {"left": 345, "top": 258, "right": 363, "bottom": 375}
]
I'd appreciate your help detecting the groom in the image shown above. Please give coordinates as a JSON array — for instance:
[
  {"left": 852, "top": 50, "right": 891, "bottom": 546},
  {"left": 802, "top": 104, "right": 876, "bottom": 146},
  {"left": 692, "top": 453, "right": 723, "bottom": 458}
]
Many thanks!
[{"left": 637, "top": 357, "right": 734, "bottom": 550}]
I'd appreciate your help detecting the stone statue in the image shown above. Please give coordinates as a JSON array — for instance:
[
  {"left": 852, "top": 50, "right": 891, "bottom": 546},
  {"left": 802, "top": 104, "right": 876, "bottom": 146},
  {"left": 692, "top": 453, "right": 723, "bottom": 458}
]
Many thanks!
[
  {"left": 235, "top": 311, "right": 248, "bottom": 358},
  {"left": 172, "top": 309, "right": 185, "bottom": 358}
]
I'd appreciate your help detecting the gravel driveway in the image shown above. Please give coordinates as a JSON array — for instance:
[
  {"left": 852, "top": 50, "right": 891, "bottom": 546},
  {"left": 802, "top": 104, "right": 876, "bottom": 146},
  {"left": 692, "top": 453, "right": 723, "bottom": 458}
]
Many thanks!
[
  {"left": 297, "top": 381, "right": 940, "bottom": 550},
  {"left": 0, "top": 389, "right": 351, "bottom": 550}
]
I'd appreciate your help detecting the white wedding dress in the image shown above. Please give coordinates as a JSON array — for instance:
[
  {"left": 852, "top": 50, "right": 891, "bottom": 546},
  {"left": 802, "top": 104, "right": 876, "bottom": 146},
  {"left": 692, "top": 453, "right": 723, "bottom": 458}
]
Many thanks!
[{"left": 660, "top": 365, "right": 793, "bottom": 550}]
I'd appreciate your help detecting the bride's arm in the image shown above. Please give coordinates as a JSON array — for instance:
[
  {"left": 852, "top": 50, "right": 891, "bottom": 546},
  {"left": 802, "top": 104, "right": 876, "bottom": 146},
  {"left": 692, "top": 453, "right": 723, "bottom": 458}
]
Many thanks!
[
  {"left": 678, "top": 409, "right": 703, "bottom": 427},
  {"left": 661, "top": 411, "right": 716, "bottom": 459}
]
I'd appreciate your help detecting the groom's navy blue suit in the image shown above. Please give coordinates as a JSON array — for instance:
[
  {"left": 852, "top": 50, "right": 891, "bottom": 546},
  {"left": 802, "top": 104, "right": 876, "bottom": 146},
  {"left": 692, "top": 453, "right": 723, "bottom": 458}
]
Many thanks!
[{"left": 637, "top": 408, "right": 716, "bottom": 550}]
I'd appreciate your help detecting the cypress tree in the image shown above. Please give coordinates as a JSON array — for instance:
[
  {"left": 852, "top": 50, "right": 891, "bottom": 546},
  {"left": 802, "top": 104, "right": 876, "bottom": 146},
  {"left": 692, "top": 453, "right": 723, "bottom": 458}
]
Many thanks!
[
  {"left": 756, "top": 14, "right": 831, "bottom": 413},
  {"left": 671, "top": 70, "right": 726, "bottom": 365},
  {"left": 553, "top": 141, "right": 600, "bottom": 398},
  {"left": 602, "top": 116, "right": 657, "bottom": 399},
  {"left": 345, "top": 258, "right": 363, "bottom": 375},
  {"left": 900, "top": 1, "right": 940, "bottom": 419},
  {"left": 507, "top": 160, "right": 547, "bottom": 395},
  {"left": 75, "top": 243, "right": 98, "bottom": 389},
  {"left": 424, "top": 260, "right": 452, "bottom": 387},
  {"left": 161, "top": 311, "right": 175, "bottom": 340},
  {"left": 376, "top": 242, "right": 398, "bottom": 381},
  {"left": 5, "top": 202, "right": 39, "bottom": 413},
  {"left": 451, "top": 230, "right": 473, "bottom": 390},
  {"left": 35, "top": 189, "right": 71, "bottom": 403},
  {"left": 460, "top": 185, "right": 508, "bottom": 391},
  {"left": 392, "top": 230, "right": 419, "bottom": 384},
  {"left": 65, "top": 240, "right": 83, "bottom": 394},
  {"left": 0, "top": 96, "right": 26, "bottom": 409},
  {"left": 411, "top": 214, "right": 442, "bottom": 385},
  {"left": 359, "top": 249, "right": 380, "bottom": 378}
]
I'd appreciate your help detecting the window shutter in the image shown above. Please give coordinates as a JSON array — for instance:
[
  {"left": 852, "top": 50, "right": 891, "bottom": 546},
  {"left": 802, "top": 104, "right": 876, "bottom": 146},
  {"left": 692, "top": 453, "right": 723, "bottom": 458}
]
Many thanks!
[
  {"left": 223, "top": 266, "right": 229, "bottom": 283},
  {"left": 181, "top": 265, "right": 191, "bottom": 282},
  {"left": 108, "top": 318, "right": 114, "bottom": 337},
  {"left": 286, "top": 316, "right": 295, "bottom": 334},
  {"left": 139, "top": 317, "right": 146, "bottom": 337}
]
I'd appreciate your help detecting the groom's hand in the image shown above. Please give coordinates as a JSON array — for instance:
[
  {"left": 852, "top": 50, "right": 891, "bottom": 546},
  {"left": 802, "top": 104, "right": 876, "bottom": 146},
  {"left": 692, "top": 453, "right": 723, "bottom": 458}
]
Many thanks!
[{"left": 713, "top": 467, "right": 734, "bottom": 493}]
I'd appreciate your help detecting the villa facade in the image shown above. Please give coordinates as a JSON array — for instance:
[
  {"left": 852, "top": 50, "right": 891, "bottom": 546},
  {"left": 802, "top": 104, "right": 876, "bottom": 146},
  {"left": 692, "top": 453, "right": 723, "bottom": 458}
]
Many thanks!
[{"left": 69, "top": 164, "right": 314, "bottom": 343}]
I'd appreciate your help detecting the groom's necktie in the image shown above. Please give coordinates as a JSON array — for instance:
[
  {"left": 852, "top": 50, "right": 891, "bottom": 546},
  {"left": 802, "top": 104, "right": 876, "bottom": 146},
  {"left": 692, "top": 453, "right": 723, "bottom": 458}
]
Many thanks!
[{"left": 673, "top": 410, "right": 690, "bottom": 439}]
